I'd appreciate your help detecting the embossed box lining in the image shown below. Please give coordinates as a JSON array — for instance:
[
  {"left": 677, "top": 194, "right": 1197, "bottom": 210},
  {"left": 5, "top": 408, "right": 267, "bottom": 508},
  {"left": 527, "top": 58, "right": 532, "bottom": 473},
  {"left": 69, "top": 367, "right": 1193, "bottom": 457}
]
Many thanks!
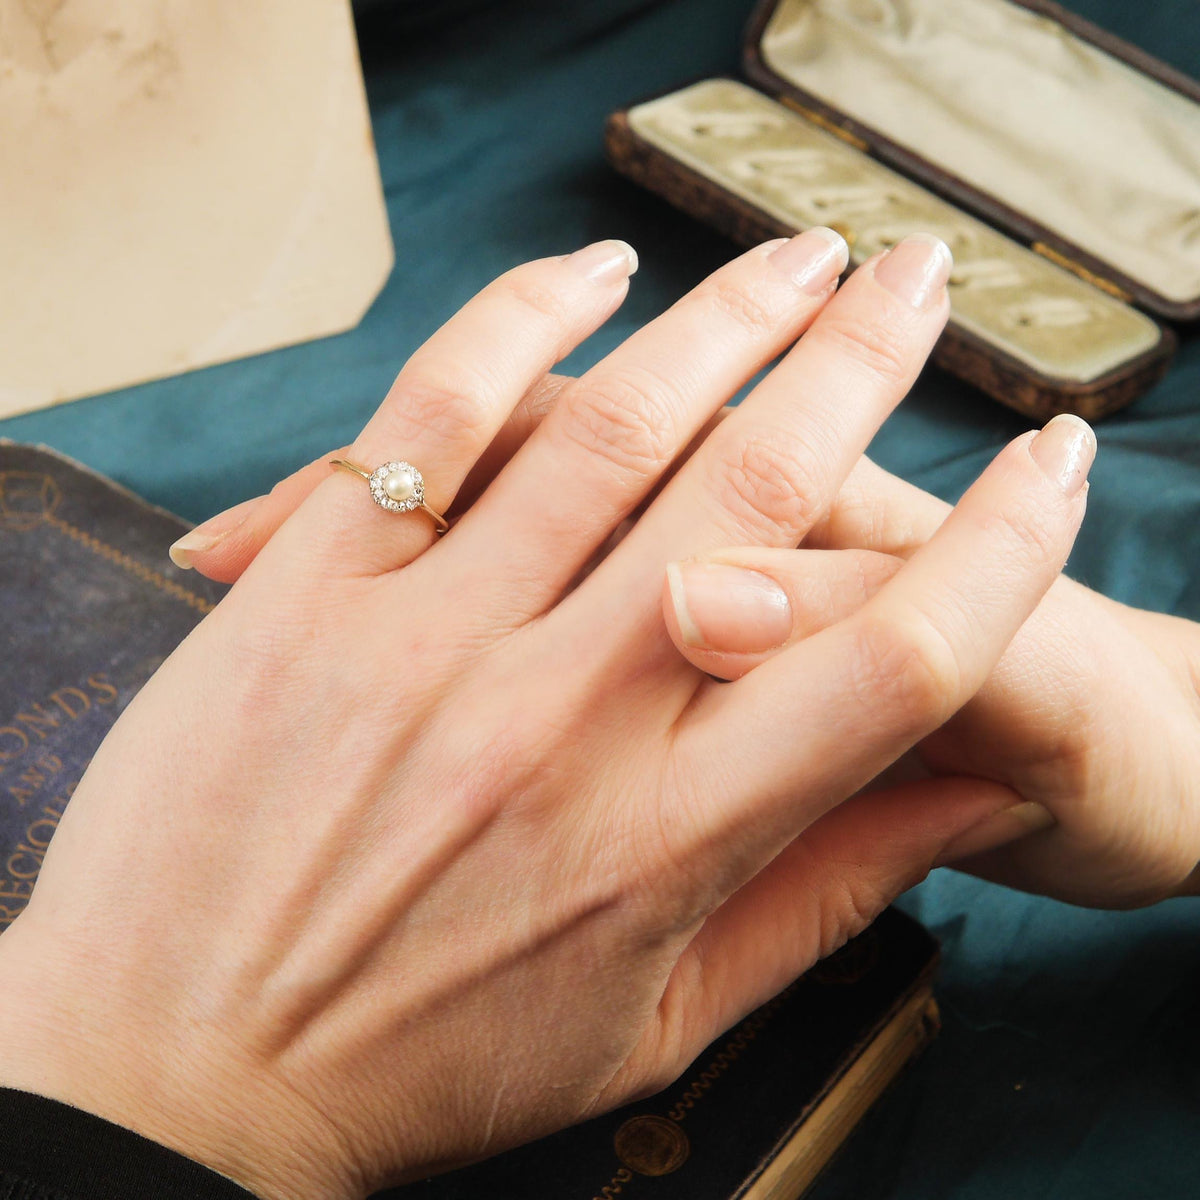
[{"left": 626, "top": 80, "right": 1161, "bottom": 385}]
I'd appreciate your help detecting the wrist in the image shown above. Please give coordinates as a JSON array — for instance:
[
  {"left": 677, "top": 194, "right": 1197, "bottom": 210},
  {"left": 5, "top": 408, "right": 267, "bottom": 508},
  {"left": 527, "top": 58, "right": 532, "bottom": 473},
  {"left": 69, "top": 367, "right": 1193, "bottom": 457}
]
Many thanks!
[{"left": 0, "top": 915, "right": 364, "bottom": 1200}]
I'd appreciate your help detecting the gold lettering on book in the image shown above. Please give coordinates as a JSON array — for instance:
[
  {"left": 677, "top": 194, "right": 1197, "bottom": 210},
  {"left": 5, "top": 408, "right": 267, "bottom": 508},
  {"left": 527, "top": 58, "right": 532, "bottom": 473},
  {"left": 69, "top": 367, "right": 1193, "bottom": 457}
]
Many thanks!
[
  {"left": 0, "top": 873, "right": 34, "bottom": 922},
  {"left": 48, "top": 688, "right": 91, "bottom": 720},
  {"left": 0, "top": 726, "right": 30, "bottom": 761},
  {"left": 87, "top": 674, "right": 119, "bottom": 706},
  {"left": 14, "top": 687, "right": 100, "bottom": 736},
  {"left": 7, "top": 752, "right": 64, "bottom": 808},
  {"left": 0, "top": 674, "right": 119, "bottom": 798},
  {"left": 0, "top": 790, "right": 72, "bottom": 929},
  {"left": 0, "top": 472, "right": 62, "bottom": 532},
  {"left": 13, "top": 702, "right": 62, "bottom": 739}
]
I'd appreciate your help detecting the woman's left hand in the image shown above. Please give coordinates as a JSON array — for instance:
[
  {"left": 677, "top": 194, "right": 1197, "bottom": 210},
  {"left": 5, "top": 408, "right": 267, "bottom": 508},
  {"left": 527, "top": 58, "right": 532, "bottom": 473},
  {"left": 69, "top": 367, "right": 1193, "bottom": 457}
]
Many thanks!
[
  {"left": 0, "top": 232, "right": 1090, "bottom": 1198},
  {"left": 170, "top": 343, "right": 1200, "bottom": 912}
]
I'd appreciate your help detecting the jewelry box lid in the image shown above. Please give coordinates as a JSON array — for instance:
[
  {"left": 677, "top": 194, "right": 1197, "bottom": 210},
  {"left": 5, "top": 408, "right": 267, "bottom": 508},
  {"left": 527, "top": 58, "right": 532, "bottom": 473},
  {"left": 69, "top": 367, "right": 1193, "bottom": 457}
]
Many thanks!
[{"left": 742, "top": 0, "right": 1200, "bottom": 321}]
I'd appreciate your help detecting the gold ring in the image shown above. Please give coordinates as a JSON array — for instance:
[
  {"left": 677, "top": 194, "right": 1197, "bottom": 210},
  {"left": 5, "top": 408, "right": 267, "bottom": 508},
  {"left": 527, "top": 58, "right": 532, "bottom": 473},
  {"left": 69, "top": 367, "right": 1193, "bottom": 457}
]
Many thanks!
[{"left": 329, "top": 459, "right": 449, "bottom": 533}]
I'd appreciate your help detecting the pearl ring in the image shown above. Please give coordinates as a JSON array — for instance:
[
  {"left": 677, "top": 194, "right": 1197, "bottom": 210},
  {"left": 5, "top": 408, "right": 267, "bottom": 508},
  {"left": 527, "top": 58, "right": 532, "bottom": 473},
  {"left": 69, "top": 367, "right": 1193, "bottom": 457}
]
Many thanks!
[{"left": 329, "top": 459, "right": 449, "bottom": 533}]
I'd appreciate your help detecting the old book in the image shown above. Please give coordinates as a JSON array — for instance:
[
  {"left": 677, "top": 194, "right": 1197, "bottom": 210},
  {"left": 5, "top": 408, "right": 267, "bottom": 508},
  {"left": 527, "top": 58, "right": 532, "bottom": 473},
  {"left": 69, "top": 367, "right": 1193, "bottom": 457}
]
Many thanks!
[
  {"left": 606, "top": 0, "right": 1200, "bottom": 421},
  {"left": 0, "top": 441, "right": 226, "bottom": 927},
  {"left": 0, "top": 442, "right": 940, "bottom": 1200}
]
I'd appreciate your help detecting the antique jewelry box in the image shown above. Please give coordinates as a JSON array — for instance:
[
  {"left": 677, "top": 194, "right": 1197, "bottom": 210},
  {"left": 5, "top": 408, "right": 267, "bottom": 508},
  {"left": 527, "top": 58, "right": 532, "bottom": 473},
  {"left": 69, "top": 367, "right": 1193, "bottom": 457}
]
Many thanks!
[{"left": 606, "top": 0, "right": 1200, "bottom": 419}]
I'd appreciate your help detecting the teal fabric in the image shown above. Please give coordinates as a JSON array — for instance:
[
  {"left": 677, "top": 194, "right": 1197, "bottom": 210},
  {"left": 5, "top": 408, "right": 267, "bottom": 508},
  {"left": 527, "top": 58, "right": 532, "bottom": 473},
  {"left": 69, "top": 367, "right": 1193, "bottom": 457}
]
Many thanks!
[{"left": 4, "top": 0, "right": 1198, "bottom": 1193}]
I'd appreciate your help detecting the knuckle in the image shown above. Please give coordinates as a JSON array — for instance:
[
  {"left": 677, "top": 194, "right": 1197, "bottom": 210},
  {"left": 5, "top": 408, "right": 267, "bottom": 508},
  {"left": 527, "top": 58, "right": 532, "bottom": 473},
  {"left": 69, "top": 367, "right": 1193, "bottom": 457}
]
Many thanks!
[
  {"left": 812, "top": 310, "right": 913, "bottom": 387},
  {"left": 696, "top": 276, "right": 781, "bottom": 339},
  {"left": 556, "top": 367, "right": 679, "bottom": 479},
  {"left": 980, "top": 501, "right": 1062, "bottom": 571},
  {"left": 849, "top": 609, "right": 964, "bottom": 729},
  {"left": 715, "top": 429, "right": 826, "bottom": 539},
  {"left": 817, "top": 875, "right": 890, "bottom": 961},
  {"left": 499, "top": 267, "right": 575, "bottom": 331},
  {"left": 387, "top": 370, "right": 495, "bottom": 445},
  {"left": 522, "top": 373, "right": 569, "bottom": 422}
]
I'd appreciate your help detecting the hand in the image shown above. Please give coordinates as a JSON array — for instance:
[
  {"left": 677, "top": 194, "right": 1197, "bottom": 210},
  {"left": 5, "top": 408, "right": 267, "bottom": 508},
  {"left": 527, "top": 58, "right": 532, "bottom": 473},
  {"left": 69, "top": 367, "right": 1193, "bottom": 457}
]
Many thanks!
[
  {"left": 659, "top": 452, "right": 1200, "bottom": 908},
  {"left": 177, "top": 414, "right": 1199, "bottom": 911},
  {"left": 0, "top": 231, "right": 1090, "bottom": 1199}
]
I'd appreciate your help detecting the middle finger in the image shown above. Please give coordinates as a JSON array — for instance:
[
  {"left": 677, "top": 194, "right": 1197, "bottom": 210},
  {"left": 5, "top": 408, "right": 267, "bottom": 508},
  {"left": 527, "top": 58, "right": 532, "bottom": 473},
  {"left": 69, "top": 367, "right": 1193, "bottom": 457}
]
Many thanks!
[{"left": 449, "top": 228, "right": 851, "bottom": 617}]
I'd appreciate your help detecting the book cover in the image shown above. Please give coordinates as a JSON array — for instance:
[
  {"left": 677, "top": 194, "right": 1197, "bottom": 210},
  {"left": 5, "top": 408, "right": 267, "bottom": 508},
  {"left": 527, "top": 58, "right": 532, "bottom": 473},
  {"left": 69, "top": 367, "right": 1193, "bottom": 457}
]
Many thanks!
[
  {"left": 0, "top": 441, "right": 227, "bottom": 930},
  {"left": 0, "top": 442, "right": 939, "bottom": 1200}
]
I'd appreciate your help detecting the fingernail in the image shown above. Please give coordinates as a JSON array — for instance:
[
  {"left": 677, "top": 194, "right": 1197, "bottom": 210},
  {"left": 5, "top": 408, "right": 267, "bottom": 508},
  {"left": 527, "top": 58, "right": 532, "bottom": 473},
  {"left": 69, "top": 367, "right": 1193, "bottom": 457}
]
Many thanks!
[
  {"left": 666, "top": 560, "right": 793, "bottom": 653},
  {"left": 168, "top": 496, "right": 261, "bottom": 569},
  {"left": 767, "top": 227, "right": 850, "bottom": 294},
  {"left": 1029, "top": 413, "right": 1097, "bottom": 497},
  {"left": 566, "top": 239, "right": 639, "bottom": 285},
  {"left": 874, "top": 233, "right": 953, "bottom": 309},
  {"left": 933, "top": 801, "right": 1056, "bottom": 868}
]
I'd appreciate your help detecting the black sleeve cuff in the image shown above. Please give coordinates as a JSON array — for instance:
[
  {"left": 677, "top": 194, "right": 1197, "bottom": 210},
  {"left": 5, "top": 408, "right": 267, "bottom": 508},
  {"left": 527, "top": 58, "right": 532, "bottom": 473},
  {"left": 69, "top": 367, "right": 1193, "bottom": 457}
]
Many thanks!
[{"left": 0, "top": 1088, "right": 257, "bottom": 1200}]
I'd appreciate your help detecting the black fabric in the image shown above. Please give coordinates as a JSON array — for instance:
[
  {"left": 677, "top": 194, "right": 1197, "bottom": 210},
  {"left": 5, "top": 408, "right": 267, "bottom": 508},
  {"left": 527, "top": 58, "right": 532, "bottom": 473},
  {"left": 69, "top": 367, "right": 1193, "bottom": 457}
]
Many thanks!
[{"left": 0, "top": 1089, "right": 255, "bottom": 1200}]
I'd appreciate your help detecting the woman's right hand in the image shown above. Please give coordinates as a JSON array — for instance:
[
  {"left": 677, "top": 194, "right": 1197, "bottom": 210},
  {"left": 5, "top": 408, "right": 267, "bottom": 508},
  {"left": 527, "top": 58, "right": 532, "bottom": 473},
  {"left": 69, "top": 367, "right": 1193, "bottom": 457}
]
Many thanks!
[{"left": 659, "top": 455, "right": 1200, "bottom": 909}]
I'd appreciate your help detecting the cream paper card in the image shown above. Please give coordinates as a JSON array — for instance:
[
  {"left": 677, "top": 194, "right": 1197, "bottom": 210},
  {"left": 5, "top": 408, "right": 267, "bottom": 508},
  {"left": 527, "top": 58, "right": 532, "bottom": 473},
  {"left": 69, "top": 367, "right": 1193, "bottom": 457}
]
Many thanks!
[{"left": 0, "top": 0, "right": 395, "bottom": 417}]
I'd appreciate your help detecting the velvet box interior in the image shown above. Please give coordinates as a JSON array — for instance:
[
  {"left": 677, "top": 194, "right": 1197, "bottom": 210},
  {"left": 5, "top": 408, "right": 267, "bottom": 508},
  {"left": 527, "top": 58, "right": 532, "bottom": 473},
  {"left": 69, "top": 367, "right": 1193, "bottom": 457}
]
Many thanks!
[{"left": 606, "top": 0, "right": 1200, "bottom": 419}]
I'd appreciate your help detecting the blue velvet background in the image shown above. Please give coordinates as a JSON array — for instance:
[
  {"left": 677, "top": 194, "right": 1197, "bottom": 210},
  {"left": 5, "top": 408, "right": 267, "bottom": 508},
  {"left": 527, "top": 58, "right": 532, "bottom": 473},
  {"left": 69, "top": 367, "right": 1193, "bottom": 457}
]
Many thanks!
[{"left": 4, "top": 0, "right": 1197, "bottom": 1193}]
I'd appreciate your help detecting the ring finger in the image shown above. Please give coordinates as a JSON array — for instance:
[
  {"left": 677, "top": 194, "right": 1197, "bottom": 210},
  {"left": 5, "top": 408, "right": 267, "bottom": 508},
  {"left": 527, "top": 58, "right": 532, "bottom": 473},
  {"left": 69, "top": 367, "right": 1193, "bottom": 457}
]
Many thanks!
[{"left": 277, "top": 241, "right": 640, "bottom": 576}]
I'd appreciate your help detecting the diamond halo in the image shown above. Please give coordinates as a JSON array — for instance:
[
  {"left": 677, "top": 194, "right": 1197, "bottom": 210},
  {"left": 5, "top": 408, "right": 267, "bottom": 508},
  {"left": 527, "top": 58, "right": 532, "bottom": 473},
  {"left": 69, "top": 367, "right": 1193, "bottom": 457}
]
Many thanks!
[{"left": 367, "top": 461, "right": 426, "bottom": 513}]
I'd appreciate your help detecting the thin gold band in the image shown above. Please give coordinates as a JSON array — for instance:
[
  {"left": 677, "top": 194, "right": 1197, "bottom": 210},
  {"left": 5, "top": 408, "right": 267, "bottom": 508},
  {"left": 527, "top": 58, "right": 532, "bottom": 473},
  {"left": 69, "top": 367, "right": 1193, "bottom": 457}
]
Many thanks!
[
  {"left": 330, "top": 459, "right": 449, "bottom": 533},
  {"left": 329, "top": 459, "right": 370, "bottom": 481}
]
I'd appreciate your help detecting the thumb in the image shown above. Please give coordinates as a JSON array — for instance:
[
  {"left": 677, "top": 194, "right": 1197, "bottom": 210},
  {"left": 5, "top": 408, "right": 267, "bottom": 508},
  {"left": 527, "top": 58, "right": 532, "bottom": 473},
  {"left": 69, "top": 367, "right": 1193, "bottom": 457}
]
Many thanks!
[
  {"left": 663, "top": 546, "right": 902, "bottom": 679},
  {"left": 656, "top": 776, "right": 1052, "bottom": 1068}
]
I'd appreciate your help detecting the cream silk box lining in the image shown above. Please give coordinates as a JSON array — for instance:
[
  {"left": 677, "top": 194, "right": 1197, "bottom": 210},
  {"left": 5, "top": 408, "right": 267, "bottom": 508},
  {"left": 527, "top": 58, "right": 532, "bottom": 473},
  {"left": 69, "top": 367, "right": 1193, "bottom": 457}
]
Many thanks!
[
  {"left": 761, "top": 0, "right": 1200, "bottom": 305},
  {"left": 627, "top": 80, "right": 1161, "bottom": 384}
]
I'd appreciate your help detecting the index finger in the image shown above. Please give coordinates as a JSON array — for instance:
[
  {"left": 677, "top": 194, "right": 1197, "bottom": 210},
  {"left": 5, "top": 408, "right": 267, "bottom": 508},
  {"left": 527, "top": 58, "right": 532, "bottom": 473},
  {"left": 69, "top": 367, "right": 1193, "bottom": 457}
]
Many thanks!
[
  {"left": 805, "top": 455, "right": 953, "bottom": 558},
  {"left": 666, "top": 413, "right": 1095, "bottom": 876}
]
